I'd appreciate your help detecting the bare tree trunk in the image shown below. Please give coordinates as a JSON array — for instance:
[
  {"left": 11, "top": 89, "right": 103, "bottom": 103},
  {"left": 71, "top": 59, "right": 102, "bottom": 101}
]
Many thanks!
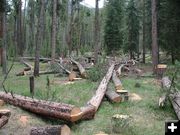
[
  {"left": 2, "top": 3, "right": 7, "bottom": 75},
  {"left": 151, "top": 0, "right": 158, "bottom": 73},
  {"left": 34, "top": 0, "right": 45, "bottom": 77},
  {"left": 94, "top": 0, "right": 100, "bottom": 63},
  {"left": 142, "top": 0, "right": 146, "bottom": 64},
  {"left": 17, "top": 0, "right": 23, "bottom": 56},
  {"left": 51, "top": 0, "right": 57, "bottom": 61}
]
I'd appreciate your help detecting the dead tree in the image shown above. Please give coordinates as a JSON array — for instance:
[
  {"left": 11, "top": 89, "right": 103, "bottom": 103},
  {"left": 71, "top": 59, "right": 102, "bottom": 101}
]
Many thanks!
[
  {"left": 0, "top": 92, "right": 95, "bottom": 122},
  {"left": 88, "top": 63, "right": 115, "bottom": 110}
]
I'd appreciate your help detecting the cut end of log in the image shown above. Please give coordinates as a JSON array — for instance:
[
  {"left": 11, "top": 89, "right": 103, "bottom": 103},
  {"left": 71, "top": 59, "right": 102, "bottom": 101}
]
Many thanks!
[
  {"left": 115, "top": 85, "right": 123, "bottom": 91},
  {"left": 0, "top": 109, "right": 11, "bottom": 117},
  {"left": 0, "top": 100, "right": 5, "bottom": 107},
  {"left": 68, "top": 72, "right": 77, "bottom": 81},
  {"left": 61, "top": 125, "right": 71, "bottom": 135},
  {"left": 81, "top": 72, "right": 87, "bottom": 79},
  {"left": 70, "top": 107, "right": 83, "bottom": 122}
]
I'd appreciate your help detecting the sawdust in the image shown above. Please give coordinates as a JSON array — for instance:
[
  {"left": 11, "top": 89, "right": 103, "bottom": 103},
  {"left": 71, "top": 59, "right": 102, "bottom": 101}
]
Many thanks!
[
  {"left": 129, "top": 93, "right": 142, "bottom": 101},
  {"left": 19, "top": 115, "right": 29, "bottom": 126}
]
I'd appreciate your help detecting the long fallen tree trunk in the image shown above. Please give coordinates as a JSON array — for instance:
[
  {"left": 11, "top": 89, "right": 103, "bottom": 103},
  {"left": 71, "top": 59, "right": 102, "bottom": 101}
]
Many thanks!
[
  {"left": 88, "top": 63, "right": 115, "bottom": 111},
  {"left": 30, "top": 125, "right": 71, "bottom": 135},
  {"left": 70, "top": 57, "right": 87, "bottom": 78},
  {"left": 161, "top": 77, "right": 180, "bottom": 120},
  {"left": 0, "top": 92, "right": 95, "bottom": 122}
]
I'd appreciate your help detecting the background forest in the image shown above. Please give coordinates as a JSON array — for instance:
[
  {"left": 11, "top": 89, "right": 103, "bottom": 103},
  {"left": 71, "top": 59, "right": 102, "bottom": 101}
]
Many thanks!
[{"left": 0, "top": 0, "right": 180, "bottom": 74}]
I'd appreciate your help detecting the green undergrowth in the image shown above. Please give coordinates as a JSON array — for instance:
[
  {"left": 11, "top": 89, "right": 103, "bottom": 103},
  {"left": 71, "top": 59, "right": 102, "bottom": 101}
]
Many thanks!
[{"left": 0, "top": 62, "right": 177, "bottom": 135}]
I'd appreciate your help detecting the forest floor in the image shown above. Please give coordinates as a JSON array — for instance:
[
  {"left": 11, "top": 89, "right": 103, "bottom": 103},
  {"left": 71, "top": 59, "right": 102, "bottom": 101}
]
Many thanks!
[{"left": 0, "top": 62, "right": 177, "bottom": 135}]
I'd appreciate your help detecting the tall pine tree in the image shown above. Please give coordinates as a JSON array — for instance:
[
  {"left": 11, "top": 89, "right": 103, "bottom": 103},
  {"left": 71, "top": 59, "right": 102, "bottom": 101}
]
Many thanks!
[
  {"left": 104, "top": 0, "right": 125, "bottom": 55},
  {"left": 124, "top": 0, "right": 140, "bottom": 59}
]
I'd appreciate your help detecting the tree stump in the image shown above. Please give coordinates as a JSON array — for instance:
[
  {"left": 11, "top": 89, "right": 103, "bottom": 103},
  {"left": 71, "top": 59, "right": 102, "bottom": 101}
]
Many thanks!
[
  {"left": 111, "top": 114, "right": 131, "bottom": 133},
  {"left": 156, "top": 64, "right": 167, "bottom": 79}
]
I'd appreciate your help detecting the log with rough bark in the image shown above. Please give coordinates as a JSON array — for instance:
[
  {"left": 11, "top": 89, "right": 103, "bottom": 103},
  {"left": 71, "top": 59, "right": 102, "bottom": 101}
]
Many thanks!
[
  {"left": 0, "top": 92, "right": 95, "bottom": 122},
  {"left": 70, "top": 57, "right": 87, "bottom": 78},
  {"left": 88, "top": 63, "right": 115, "bottom": 110},
  {"left": 56, "top": 63, "right": 71, "bottom": 74},
  {"left": 0, "top": 109, "right": 11, "bottom": 129},
  {"left": 0, "top": 115, "right": 9, "bottom": 128},
  {"left": 105, "top": 88, "right": 121, "bottom": 103},
  {"left": 112, "top": 70, "right": 123, "bottom": 90},
  {"left": 30, "top": 125, "right": 71, "bottom": 135},
  {"left": 161, "top": 77, "right": 180, "bottom": 119}
]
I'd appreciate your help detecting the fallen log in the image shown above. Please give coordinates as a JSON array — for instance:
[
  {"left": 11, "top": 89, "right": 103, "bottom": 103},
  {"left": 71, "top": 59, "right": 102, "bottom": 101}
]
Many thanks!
[
  {"left": 0, "top": 115, "right": 9, "bottom": 128},
  {"left": 20, "top": 60, "right": 33, "bottom": 69},
  {"left": 0, "top": 92, "right": 81, "bottom": 122},
  {"left": 70, "top": 57, "right": 87, "bottom": 78},
  {"left": 88, "top": 63, "right": 115, "bottom": 110},
  {"left": 20, "top": 57, "right": 61, "bottom": 63},
  {"left": 0, "top": 92, "right": 95, "bottom": 122},
  {"left": 30, "top": 125, "right": 71, "bottom": 135},
  {"left": 112, "top": 70, "right": 123, "bottom": 90},
  {"left": 161, "top": 76, "right": 180, "bottom": 119},
  {"left": 105, "top": 88, "right": 121, "bottom": 103},
  {"left": 0, "top": 109, "right": 11, "bottom": 128},
  {"left": 56, "top": 63, "right": 71, "bottom": 74},
  {"left": 116, "top": 64, "right": 124, "bottom": 76}
]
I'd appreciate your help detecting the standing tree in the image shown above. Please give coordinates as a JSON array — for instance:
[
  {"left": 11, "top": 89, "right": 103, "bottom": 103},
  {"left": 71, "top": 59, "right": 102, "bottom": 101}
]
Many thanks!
[
  {"left": 94, "top": 0, "right": 100, "bottom": 63},
  {"left": 1, "top": 0, "right": 7, "bottom": 74},
  {"left": 151, "top": 0, "right": 158, "bottom": 73},
  {"left": 124, "top": 0, "right": 139, "bottom": 59},
  {"left": 104, "top": 0, "right": 125, "bottom": 55},
  {"left": 34, "top": 0, "right": 45, "bottom": 77},
  {"left": 142, "top": 0, "right": 146, "bottom": 63},
  {"left": 51, "top": 0, "right": 57, "bottom": 61}
]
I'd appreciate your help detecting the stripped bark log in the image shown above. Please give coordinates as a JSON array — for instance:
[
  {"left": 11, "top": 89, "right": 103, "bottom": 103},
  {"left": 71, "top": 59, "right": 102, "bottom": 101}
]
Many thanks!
[
  {"left": 20, "top": 60, "right": 33, "bottom": 69},
  {"left": 112, "top": 70, "right": 123, "bottom": 90},
  {"left": 70, "top": 57, "right": 87, "bottom": 78},
  {"left": 88, "top": 63, "right": 115, "bottom": 110},
  {"left": 30, "top": 125, "right": 71, "bottom": 135},
  {"left": 105, "top": 88, "right": 121, "bottom": 103},
  {"left": 56, "top": 63, "right": 71, "bottom": 74}
]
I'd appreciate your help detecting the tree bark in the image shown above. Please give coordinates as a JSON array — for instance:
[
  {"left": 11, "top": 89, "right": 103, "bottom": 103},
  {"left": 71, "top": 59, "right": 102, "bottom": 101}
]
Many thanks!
[
  {"left": 51, "top": 0, "right": 57, "bottom": 61},
  {"left": 105, "top": 88, "right": 121, "bottom": 103},
  {"left": 30, "top": 125, "right": 71, "bottom": 135},
  {"left": 151, "top": 0, "right": 159, "bottom": 73},
  {"left": 16, "top": 0, "right": 23, "bottom": 56},
  {"left": 142, "top": 0, "right": 146, "bottom": 64},
  {"left": 0, "top": 91, "right": 81, "bottom": 122},
  {"left": 0, "top": 92, "right": 96, "bottom": 122},
  {"left": 94, "top": 0, "right": 100, "bottom": 63},
  {"left": 34, "top": 0, "right": 45, "bottom": 77},
  {"left": 70, "top": 57, "right": 87, "bottom": 78},
  {"left": 112, "top": 70, "right": 123, "bottom": 90},
  {"left": 29, "top": 76, "right": 34, "bottom": 96},
  {"left": 2, "top": 0, "right": 7, "bottom": 74},
  {"left": 0, "top": 115, "right": 8, "bottom": 128},
  {"left": 0, "top": 109, "right": 11, "bottom": 129},
  {"left": 88, "top": 63, "right": 115, "bottom": 110}
]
